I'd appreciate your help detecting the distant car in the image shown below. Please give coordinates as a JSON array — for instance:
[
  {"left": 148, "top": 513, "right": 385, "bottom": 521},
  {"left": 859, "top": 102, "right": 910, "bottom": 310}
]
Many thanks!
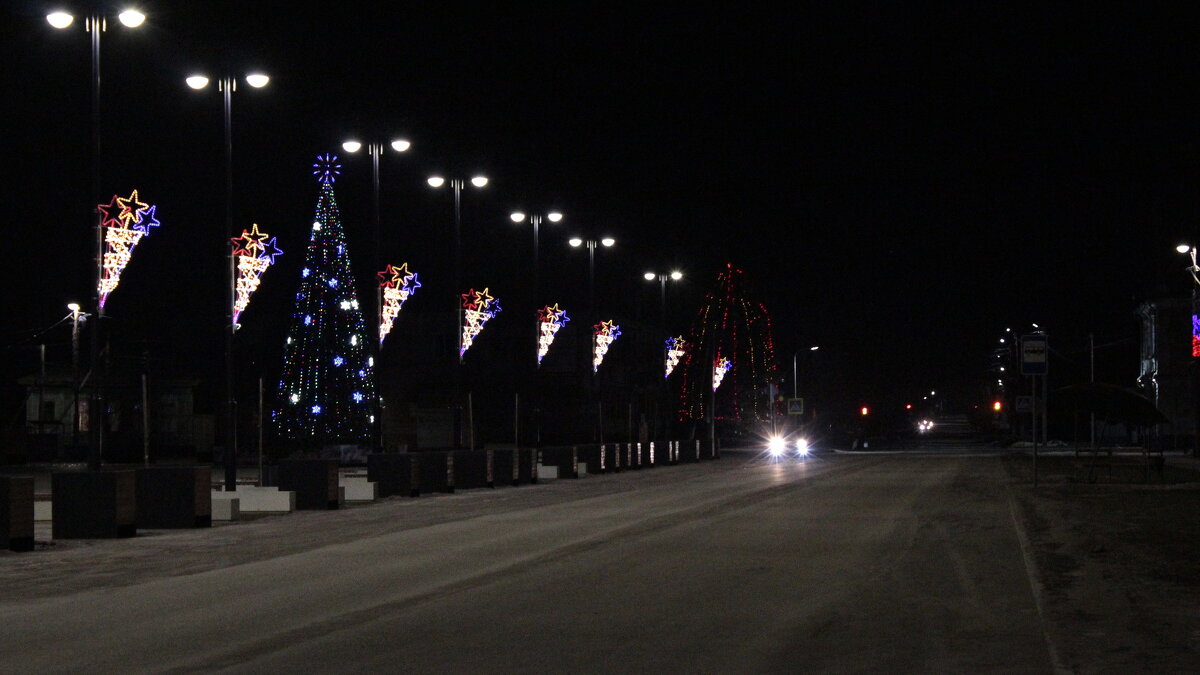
[{"left": 767, "top": 434, "right": 811, "bottom": 459}]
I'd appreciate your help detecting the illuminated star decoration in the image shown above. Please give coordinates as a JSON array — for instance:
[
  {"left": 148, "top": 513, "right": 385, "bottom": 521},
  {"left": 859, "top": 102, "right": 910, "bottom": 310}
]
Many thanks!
[
  {"left": 1193, "top": 314, "right": 1200, "bottom": 358},
  {"left": 665, "top": 336, "right": 687, "bottom": 378},
  {"left": 97, "top": 189, "right": 159, "bottom": 308},
  {"left": 460, "top": 287, "right": 502, "bottom": 357},
  {"left": 713, "top": 356, "right": 733, "bottom": 391},
  {"left": 231, "top": 223, "right": 282, "bottom": 328},
  {"left": 592, "top": 320, "right": 622, "bottom": 372},
  {"left": 378, "top": 262, "right": 421, "bottom": 344},
  {"left": 536, "top": 304, "right": 570, "bottom": 364},
  {"left": 312, "top": 153, "right": 342, "bottom": 184}
]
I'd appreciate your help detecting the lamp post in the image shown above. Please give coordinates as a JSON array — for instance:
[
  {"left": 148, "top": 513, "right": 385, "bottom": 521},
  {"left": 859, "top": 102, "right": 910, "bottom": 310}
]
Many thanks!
[
  {"left": 187, "top": 71, "right": 269, "bottom": 491},
  {"left": 568, "top": 236, "right": 615, "bottom": 320},
  {"left": 510, "top": 209, "right": 563, "bottom": 302},
  {"left": 642, "top": 270, "right": 683, "bottom": 328},
  {"left": 428, "top": 174, "right": 488, "bottom": 447},
  {"left": 1178, "top": 243, "right": 1200, "bottom": 456},
  {"left": 68, "top": 303, "right": 88, "bottom": 449},
  {"left": 343, "top": 137, "right": 411, "bottom": 450},
  {"left": 48, "top": 7, "right": 147, "bottom": 470}
]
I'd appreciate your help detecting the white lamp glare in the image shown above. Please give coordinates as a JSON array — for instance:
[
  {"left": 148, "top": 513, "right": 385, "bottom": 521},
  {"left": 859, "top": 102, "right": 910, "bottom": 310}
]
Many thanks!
[
  {"left": 601, "top": 237, "right": 615, "bottom": 247},
  {"left": 186, "top": 75, "right": 210, "bottom": 90},
  {"left": 510, "top": 212, "right": 525, "bottom": 223},
  {"left": 427, "top": 176, "right": 445, "bottom": 188},
  {"left": 670, "top": 271, "right": 683, "bottom": 280},
  {"left": 47, "top": 11, "right": 74, "bottom": 28},
  {"left": 342, "top": 141, "right": 362, "bottom": 153},
  {"left": 118, "top": 9, "right": 145, "bottom": 27},
  {"left": 390, "top": 139, "right": 411, "bottom": 152},
  {"left": 1177, "top": 243, "right": 1192, "bottom": 254},
  {"left": 569, "top": 238, "right": 583, "bottom": 247},
  {"left": 245, "top": 73, "right": 269, "bottom": 88},
  {"left": 470, "top": 176, "right": 488, "bottom": 187},
  {"left": 547, "top": 212, "right": 563, "bottom": 222},
  {"left": 644, "top": 272, "right": 656, "bottom": 281},
  {"left": 67, "top": 302, "right": 81, "bottom": 312}
]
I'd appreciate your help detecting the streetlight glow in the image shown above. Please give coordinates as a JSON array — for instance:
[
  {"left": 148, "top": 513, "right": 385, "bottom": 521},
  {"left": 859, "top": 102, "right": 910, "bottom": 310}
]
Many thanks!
[
  {"left": 510, "top": 212, "right": 526, "bottom": 222},
  {"left": 1177, "top": 243, "right": 1192, "bottom": 254},
  {"left": 245, "top": 73, "right": 269, "bottom": 88},
  {"left": 644, "top": 272, "right": 656, "bottom": 281},
  {"left": 118, "top": 9, "right": 145, "bottom": 27},
  {"left": 46, "top": 11, "right": 74, "bottom": 28},
  {"left": 670, "top": 270, "right": 683, "bottom": 280},
  {"left": 186, "top": 75, "right": 210, "bottom": 90},
  {"left": 67, "top": 302, "right": 81, "bottom": 312},
  {"left": 470, "top": 176, "right": 488, "bottom": 187},
  {"left": 427, "top": 176, "right": 445, "bottom": 188},
  {"left": 390, "top": 139, "right": 411, "bottom": 152},
  {"left": 342, "top": 141, "right": 362, "bottom": 153},
  {"left": 600, "top": 237, "right": 615, "bottom": 247},
  {"left": 547, "top": 211, "right": 563, "bottom": 222},
  {"left": 569, "top": 238, "right": 583, "bottom": 247}
]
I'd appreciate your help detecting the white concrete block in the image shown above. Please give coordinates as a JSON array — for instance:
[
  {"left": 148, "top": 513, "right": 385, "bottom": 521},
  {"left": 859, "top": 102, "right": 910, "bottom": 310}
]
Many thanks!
[
  {"left": 538, "top": 464, "right": 559, "bottom": 479},
  {"left": 34, "top": 500, "right": 51, "bottom": 522},
  {"left": 339, "top": 477, "right": 377, "bottom": 502},
  {"left": 224, "top": 486, "right": 295, "bottom": 513},
  {"left": 211, "top": 495, "right": 240, "bottom": 521},
  {"left": 578, "top": 462, "right": 590, "bottom": 475}
]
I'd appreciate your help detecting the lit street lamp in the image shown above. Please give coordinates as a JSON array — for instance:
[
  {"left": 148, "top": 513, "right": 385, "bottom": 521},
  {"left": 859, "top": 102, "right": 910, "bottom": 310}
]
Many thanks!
[
  {"left": 568, "top": 236, "right": 615, "bottom": 319},
  {"left": 642, "top": 270, "right": 683, "bottom": 328},
  {"left": 48, "top": 6, "right": 146, "bottom": 469},
  {"left": 342, "top": 137, "right": 411, "bottom": 449},
  {"left": 510, "top": 209, "right": 562, "bottom": 301},
  {"left": 187, "top": 71, "right": 269, "bottom": 491},
  {"left": 428, "top": 174, "right": 488, "bottom": 447}
]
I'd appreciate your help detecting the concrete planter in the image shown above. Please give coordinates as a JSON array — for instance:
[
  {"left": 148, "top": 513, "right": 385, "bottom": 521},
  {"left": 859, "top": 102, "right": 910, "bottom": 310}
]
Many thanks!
[
  {"left": 1, "top": 475, "right": 34, "bottom": 552},
  {"left": 52, "top": 470, "right": 137, "bottom": 539},
  {"left": 135, "top": 466, "right": 211, "bottom": 528},
  {"left": 492, "top": 449, "right": 519, "bottom": 486},
  {"left": 539, "top": 446, "right": 578, "bottom": 479},
  {"left": 518, "top": 448, "right": 538, "bottom": 484},
  {"left": 368, "top": 453, "right": 418, "bottom": 497},
  {"left": 278, "top": 459, "right": 340, "bottom": 510},
  {"left": 453, "top": 449, "right": 493, "bottom": 489},
  {"left": 413, "top": 451, "right": 455, "bottom": 494}
]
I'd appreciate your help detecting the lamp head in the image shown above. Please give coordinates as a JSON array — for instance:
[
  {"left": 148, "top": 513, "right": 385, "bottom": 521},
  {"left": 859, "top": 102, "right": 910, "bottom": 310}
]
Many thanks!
[
  {"left": 390, "top": 139, "right": 411, "bottom": 152},
  {"left": 600, "top": 237, "right": 615, "bottom": 247},
  {"left": 118, "top": 9, "right": 145, "bottom": 27},
  {"left": 510, "top": 212, "right": 526, "bottom": 223},
  {"left": 547, "top": 211, "right": 563, "bottom": 222},
  {"left": 245, "top": 73, "right": 270, "bottom": 88},
  {"left": 186, "top": 75, "right": 210, "bottom": 90},
  {"left": 342, "top": 140, "right": 363, "bottom": 153},
  {"left": 46, "top": 11, "right": 74, "bottom": 28},
  {"left": 644, "top": 272, "right": 657, "bottom": 281}
]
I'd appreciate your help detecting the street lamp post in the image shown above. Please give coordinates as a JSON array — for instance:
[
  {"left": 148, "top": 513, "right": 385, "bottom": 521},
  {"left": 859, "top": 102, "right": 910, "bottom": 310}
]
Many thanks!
[
  {"left": 642, "top": 270, "right": 683, "bottom": 328},
  {"left": 68, "top": 303, "right": 87, "bottom": 449},
  {"left": 187, "top": 72, "right": 269, "bottom": 491},
  {"left": 343, "top": 137, "right": 411, "bottom": 450},
  {"left": 1178, "top": 243, "right": 1200, "bottom": 456},
  {"left": 510, "top": 210, "right": 563, "bottom": 303},
  {"left": 48, "top": 7, "right": 147, "bottom": 470},
  {"left": 429, "top": 174, "right": 488, "bottom": 447},
  {"left": 568, "top": 236, "right": 615, "bottom": 320}
]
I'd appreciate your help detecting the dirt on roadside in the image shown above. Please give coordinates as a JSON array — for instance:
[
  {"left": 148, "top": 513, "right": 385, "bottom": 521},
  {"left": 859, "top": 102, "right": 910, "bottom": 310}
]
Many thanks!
[{"left": 1003, "top": 454, "right": 1200, "bottom": 672}]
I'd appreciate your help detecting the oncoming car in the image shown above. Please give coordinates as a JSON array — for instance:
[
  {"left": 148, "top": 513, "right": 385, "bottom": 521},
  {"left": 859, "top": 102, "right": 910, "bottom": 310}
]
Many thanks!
[{"left": 767, "top": 435, "right": 811, "bottom": 459}]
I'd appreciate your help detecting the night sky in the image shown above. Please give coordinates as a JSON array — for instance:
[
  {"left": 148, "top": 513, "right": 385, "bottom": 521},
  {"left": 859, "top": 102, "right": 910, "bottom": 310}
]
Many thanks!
[{"left": 4, "top": 2, "right": 1198, "bottom": 422}]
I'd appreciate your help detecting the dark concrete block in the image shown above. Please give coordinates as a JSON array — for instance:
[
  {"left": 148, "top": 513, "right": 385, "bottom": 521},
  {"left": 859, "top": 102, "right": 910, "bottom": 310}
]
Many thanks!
[
  {"left": 278, "top": 458, "right": 340, "bottom": 510},
  {"left": 52, "top": 470, "right": 137, "bottom": 539},
  {"left": 413, "top": 451, "right": 454, "bottom": 494},
  {"left": 453, "top": 449, "right": 493, "bottom": 489},
  {"left": 135, "top": 466, "right": 211, "bottom": 528},
  {"left": 1, "top": 475, "right": 34, "bottom": 552},
  {"left": 368, "top": 453, "right": 418, "bottom": 497},
  {"left": 539, "top": 446, "right": 578, "bottom": 478},
  {"left": 492, "top": 449, "right": 519, "bottom": 486}
]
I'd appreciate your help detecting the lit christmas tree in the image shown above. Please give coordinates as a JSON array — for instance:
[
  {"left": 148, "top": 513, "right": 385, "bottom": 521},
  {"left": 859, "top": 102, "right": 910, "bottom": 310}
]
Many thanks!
[
  {"left": 273, "top": 154, "right": 376, "bottom": 442},
  {"left": 678, "top": 264, "right": 778, "bottom": 422}
]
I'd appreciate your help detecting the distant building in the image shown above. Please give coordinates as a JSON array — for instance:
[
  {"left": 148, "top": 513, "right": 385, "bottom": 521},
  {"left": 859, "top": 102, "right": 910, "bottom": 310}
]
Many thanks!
[
  {"left": 14, "top": 366, "right": 211, "bottom": 463},
  {"left": 1136, "top": 297, "right": 1195, "bottom": 451}
]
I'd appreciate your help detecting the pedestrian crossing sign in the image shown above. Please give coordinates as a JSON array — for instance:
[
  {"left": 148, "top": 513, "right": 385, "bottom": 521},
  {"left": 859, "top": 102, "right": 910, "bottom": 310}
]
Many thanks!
[{"left": 787, "top": 398, "right": 804, "bottom": 415}]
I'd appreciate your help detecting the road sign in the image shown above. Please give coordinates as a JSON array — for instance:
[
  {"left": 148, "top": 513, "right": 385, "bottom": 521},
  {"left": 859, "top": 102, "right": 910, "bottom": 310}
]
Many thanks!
[
  {"left": 1020, "top": 334, "right": 1048, "bottom": 375},
  {"left": 786, "top": 398, "right": 804, "bottom": 415},
  {"left": 1015, "top": 395, "right": 1032, "bottom": 414}
]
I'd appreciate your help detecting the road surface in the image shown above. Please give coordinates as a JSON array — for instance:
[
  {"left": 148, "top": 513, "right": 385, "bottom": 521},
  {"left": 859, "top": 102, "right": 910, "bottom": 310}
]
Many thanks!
[{"left": 0, "top": 451, "right": 1058, "bottom": 673}]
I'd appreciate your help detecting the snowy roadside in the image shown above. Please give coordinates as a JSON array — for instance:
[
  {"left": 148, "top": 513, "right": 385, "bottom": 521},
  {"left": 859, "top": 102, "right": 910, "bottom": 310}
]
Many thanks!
[{"left": 1004, "top": 454, "right": 1200, "bottom": 672}]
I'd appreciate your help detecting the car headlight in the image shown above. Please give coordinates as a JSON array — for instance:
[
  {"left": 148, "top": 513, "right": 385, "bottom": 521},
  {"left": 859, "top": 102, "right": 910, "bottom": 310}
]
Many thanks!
[
  {"left": 795, "top": 438, "right": 809, "bottom": 456},
  {"left": 768, "top": 436, "right": 786, "bottom": 456}
]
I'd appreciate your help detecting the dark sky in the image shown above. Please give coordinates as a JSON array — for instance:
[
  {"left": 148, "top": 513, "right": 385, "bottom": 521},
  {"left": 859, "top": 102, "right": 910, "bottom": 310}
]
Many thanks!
[{"left": 4, "top": 1, "right": 1198, "bottom": 417}]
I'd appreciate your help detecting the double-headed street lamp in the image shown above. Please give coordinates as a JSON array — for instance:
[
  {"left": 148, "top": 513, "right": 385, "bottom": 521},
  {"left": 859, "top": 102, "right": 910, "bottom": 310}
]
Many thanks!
[
  {"left": 428, "top": 174, "right": 488, "bottom": 447},
  {"left": 510, "top": 210, "right": 562, "bottom": 301},
  {"left": 186, "top": 71, "right": 269, "bottom": 491},
  {"left": 642, "top": 270, "right": 683, "bottom": 327},
  {"left": 343, "top": 137, "right": 411, "bottom": 449},
  {"left": 48, "top": 6, "right": 146, "bottom": 469},
  {"left": 568, "top": 236, "right": 615, "bottom": 318}
]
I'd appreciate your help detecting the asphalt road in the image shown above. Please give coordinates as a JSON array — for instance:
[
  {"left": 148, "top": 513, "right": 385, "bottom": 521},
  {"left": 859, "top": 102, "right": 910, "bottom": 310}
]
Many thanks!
[{"left": 0, "top": 451, "right": 1057, "bottom": 673}]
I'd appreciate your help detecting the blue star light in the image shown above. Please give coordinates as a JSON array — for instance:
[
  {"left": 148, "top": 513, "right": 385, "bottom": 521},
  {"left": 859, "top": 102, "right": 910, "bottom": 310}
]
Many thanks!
[{"left": 312, "top": 153, "right": 341, "bottom": 184}]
